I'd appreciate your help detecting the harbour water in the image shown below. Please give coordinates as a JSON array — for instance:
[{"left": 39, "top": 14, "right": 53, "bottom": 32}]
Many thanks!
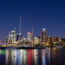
[{"left": 0, "top": 48, "right": 65, "bottom": 65}]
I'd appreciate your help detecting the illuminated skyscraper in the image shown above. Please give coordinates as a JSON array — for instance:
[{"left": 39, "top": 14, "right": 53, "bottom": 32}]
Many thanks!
[
  {"left": 9, "top": 30, "right": 16, "bottom": 43},
  {"left": 27, "top": 32, "right": 32, "bottom": 42},
  {"left": 41, "top": 28, "right": 48, "bottom": 42}
]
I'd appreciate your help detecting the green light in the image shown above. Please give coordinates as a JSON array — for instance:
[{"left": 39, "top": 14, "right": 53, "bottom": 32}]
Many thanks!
[{"left": 0, "top": 50, "right": 5, "bottom": 54}]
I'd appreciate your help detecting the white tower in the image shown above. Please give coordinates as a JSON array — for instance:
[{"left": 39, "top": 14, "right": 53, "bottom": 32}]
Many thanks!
[{"left": 18, "top": 16, "right": 22, "bottom": 43}]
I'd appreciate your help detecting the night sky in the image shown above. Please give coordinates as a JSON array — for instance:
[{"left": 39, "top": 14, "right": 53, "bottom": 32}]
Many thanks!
[{"left": 0, "top": 0, "right": 65, "bottom": 41}]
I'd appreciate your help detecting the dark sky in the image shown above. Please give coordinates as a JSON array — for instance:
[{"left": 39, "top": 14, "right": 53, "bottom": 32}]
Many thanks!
[{"left": 0, "top": 0, "right": 65, "bottom": 41}]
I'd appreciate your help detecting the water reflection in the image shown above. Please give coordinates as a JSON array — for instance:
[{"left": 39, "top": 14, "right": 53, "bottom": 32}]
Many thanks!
[
  {"left": 34, "top": 49, "right": 38, "bottom": 65},
  {"left": 0, "top": 50, "right": 5, "bottom": 65},
  {"left": 5, "top": 50, "right": 9, "bottom": 65},
  {"left": 22, "top": 50, "right": 27, "bottom": 65},
  {"left": 17, "top": 50, "right": 23, "bottom": 65},
  {"left": 11, "top": 50, "right": 17, "bottom": 65},
  {"left": 0, "top": 48, "right": 65, "bottom": 65},
  {"left": 42, "top": 49, "right": 46, "bottom": 65}
]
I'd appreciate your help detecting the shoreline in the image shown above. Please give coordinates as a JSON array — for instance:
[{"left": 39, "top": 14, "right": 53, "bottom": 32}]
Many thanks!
[
  {"left": 0, "top": 47, "right": 46, "bottom": 49},
  {"left": 0, "top": 46, "right": 63, "bottom": 49}
]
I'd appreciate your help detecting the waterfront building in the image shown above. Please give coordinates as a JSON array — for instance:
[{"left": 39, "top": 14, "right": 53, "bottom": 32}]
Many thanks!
[
  {"left": 5, "top": 36, "right": 8, "bottom": 44},
  {"left": 9, "top": 30, "right": 16, "bottom": 43},
  {"left": 48, "top": 37, "right": 61, "bottom": 42},
  {"left": 9, "top": 40, "right": 12, "bottom": 44}
]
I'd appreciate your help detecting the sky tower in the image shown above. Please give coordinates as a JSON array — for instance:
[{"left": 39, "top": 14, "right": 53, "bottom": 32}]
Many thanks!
[
  {"left": 18, "top": 16, "right": 22, "bottom": 43},
  {"left": 19, "top": 16, "right": 21, "bottom": 35}
]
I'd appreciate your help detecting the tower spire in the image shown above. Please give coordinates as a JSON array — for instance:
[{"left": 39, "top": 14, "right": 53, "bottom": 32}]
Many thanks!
[
  {"left": 32, "top": 26, "right": 34, "bottom": 44},
  {"left": 19, "top": 16, "right": 21, "bottom": 35},
  {"left": 18, "top": 16, "right": 22, "bottom": 43}
]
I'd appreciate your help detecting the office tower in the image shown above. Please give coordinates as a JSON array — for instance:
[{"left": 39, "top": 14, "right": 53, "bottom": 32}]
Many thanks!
[
  {"left": 27, "top": 32, "right": 32, "bottom": 42},
  {"left": 9, "top": 30, "right": 16, "bottom": 43},
  {"left": 41, "top": 28, "right": 48, "bottom": 42},
  {"left": 17, "top": 35, "right": 22, "bottom": 41},
  {"left": 34, "top": 37, "right": 39, "bottom": 45}
]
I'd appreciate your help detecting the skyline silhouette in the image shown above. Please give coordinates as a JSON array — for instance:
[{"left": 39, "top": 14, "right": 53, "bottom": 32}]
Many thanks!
[{"left": 0, "top": 0, "right": 65, "bottom": 41}]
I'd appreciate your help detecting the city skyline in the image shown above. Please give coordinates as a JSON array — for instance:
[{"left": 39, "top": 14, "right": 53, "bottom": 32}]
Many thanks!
[
  {"left": 0, "top": 0, "right": 65, "bottom": 41},
  {"left": 0, "top": 1, "right": 65, "bottom": 65}
]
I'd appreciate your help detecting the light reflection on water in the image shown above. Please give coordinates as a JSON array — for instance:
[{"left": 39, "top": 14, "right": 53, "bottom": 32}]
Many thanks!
[
  {"left": 42, "top": 49, "right": 46, "bottom": 65},
  {"left": 0, "top": 48, "right": 65, "bottom": 65},
  {"left": 34, "top": 49, "right": 38, "bottom": 65}
]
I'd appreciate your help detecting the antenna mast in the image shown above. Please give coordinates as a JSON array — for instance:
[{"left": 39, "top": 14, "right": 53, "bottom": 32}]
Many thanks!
[
  {"left": 18, "top": 16, "right": 22, "bottom": 43},
  {"left": 32, "top": 26, "right": 34, "bottom": 44},
  {"left": 19, "top": 16, "right": 21, "bottom": 35}
]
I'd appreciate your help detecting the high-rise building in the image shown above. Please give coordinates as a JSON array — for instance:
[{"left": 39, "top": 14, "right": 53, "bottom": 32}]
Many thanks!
[
  {"left": 9, "top": 30, "right": 16, "bottom": 43},
  {"left": 17, "top": 34, "right": 22, "bottom": 42},
  {"left": 34, "top": 37, "right": 39, "bottom": 45},
  {"left": 5, "top": 36, "right": 8, "bottom": 44},
  {"left": 41, "top": 28, "right": 48, "bottom": 42},
  {"left": 27, "top": 32, "right": 32, "bottom": 42}
]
